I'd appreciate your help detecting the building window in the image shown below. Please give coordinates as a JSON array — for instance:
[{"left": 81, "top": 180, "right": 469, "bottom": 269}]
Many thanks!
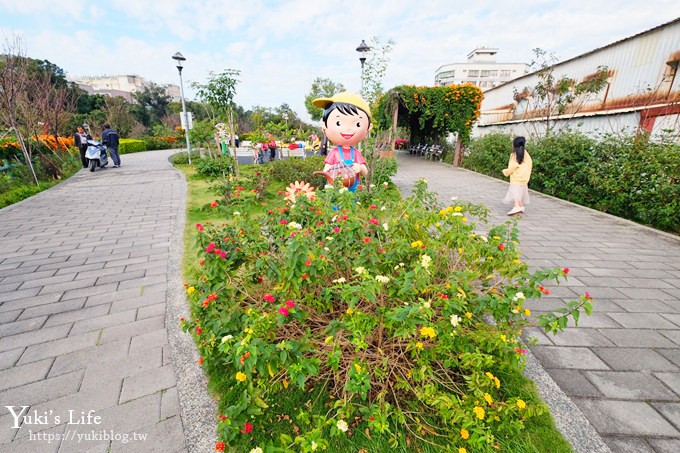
[
  {"left": 437, "top": 70, "right": 455, "bottom": 78},
  {"left": 468, "top": 70, "right": 479, "bottom": 77},
  {"left": 500, "top": 70, "right": 511, "bottom": 77},
  {"left": 480, "top": 70, "right": 498, "bottom": 77}
]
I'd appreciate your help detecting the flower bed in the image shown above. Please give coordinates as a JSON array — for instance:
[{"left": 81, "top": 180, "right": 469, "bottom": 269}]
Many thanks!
[{"left": 182, "top": 177, "right": 590, "bottom": 452}]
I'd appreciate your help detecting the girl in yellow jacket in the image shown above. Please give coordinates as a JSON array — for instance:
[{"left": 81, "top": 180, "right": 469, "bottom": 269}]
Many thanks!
[{"left": 502, "top": 136, "right": 532, "bottom": 216}]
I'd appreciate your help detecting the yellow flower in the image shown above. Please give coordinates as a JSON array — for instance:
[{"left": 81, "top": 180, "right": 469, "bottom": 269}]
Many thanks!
[
  {"left": 524, "top": 308, "right": 531, "bottom": 316},
  {"left": 435, "top": 222, "right": 441, "bottom": 227},
  {"left": 454, "top": 206, "right": 462, "bottom": 212},
  {"left": 346, "top": 307, "right": 354, "bottom": 315},
  {"left": 354, "top": 363, "right": 362, "bottom": 373},
  {"left": 458, "top": 247, "right": 464, "bottom": 254},
  {"left": 460, "top": 428, "right": 469, "bottom": 440},
  {"left": 244, "top": 328, "right": 254, "bottom": 335},
  {"left": 465, "top": 312, "right": 473, "bottom": 319},
  {"left": 513, "top": 259, "right": 521, "bottom": 264},
  {"left": 459, "top": 448, "right": 468, "bottom": 453},
  {"left": 235, "top": 372, "right": 247, "bottom": 382},
  {"left": 419, "top": 326, "right": 437, "bottom": 339},
  {"left": 411, "top": 240, "right": 423, "bottom": 248},
  {"left": 500, "top": 335, "right": 507, "bottom": 342},
  {"left": 186, "top": 286, "right": 195, "bottom": 294},
  {"left": 494, "top": 377, "right": 501, "bottom": 389},
  {"left": 415, "top": 341, "right": 424, "bottom": 350},
  {"left": 484, "top": 393, "right": 493, "bottom": 404},
  {"left": 445, "top": 283, "right": 451, "bottom": 289},
  {"left": 462, "top": 217, "right": 468, "bottom": 223},
  {"left": 473, "top": 406, "right": 485, "bottom": 420},
  {"left": 486, "top": 372, "right": 495, "bottom": 380},
  {"left": 517, "top": 399, "right": 526, "bottom": 409}
]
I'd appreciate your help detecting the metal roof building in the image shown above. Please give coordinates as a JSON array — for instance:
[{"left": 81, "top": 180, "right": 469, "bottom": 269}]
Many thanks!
[{"left": 475, "top": 18, "right": 680, "bottom": 140}]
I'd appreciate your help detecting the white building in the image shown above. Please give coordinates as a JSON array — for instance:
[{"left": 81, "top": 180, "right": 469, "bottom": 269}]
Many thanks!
[
  {"left": 475, "top": 18, "right": 680, "bottom": 140},
  {"left": 435, "top": 48, "right": 529, "bottom": 91},
  {"left": 70, "top": 75, "right": 181, "bottom": 103}
]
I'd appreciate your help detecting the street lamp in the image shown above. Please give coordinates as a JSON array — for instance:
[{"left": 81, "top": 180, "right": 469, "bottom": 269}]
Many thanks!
[
  {"left": 172, "top": 51, "right": 192, "bottom": 164},
  {"left": 356, "top": 39, "right": 370, "bottom": 93}
]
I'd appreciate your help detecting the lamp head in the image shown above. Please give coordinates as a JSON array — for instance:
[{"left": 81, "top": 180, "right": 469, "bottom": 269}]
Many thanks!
[{"left": 172, "top": 51, "right": 186, "bottom": 69}]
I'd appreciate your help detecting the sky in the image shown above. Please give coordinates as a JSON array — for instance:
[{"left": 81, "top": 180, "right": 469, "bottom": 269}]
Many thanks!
[{"left": 1, "top": 1, "right": 679, "bottom": 123}]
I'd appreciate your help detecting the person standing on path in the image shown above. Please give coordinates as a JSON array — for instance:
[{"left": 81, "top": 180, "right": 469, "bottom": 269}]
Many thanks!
[
  {"left": 74, "top": 125, "right": 92, "bottom": 168},
  {"left": 102, "top": 123, "right": 121, "bottom": 168},
  {"left": 502, "top": 136, "right": 532, "bottom": 216}
]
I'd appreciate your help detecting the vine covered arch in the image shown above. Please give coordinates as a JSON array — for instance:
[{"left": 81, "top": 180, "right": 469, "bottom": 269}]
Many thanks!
[{"left": 374, "top": 84, "right": 483, "bottom": 165}]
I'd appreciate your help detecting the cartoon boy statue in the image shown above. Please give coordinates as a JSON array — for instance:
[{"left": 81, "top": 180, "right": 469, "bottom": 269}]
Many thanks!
[{"left": 312, "top": 92, "right": 372, "bottom": 192}]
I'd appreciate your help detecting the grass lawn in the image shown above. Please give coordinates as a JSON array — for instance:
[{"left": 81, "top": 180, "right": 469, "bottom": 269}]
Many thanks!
[{"left": 177, "top": 162, "right": 573, "bottom": 453}]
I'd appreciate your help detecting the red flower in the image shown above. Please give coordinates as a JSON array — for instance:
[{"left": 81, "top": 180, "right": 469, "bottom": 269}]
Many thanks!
[
  {"left": 206, "top": 243, "right": 216, "bottom": 253},
  {"left": 339, "top": 215, "right": 348, "bottom": 221},
  {"left": 278, "top": 307, "right": 289, "bottom": 316},
  {"left": 301, "top": 273, "right": 309, "bottom": 280},
  {"left": 241, "top": 422, "right": 253, "bottom": 434},
  {"left": 563, "top": 267, "right": 570, "bottom": 275},
  {"left": 363, "top": 237, "right": 372, "bottom": 243},
  {"left": 498, "top": 244, "right": 505, "bottom": 251},
  {"left": 199, "top": 259, "right": 205, "bottom": 266},
  {"left": 316, "top": 221, "right": 324, "bottom": 227},
  {"left": 305, "top": 259, "right": 312, "bottom": 266},
  {"left": 369, "top": 218, "right": 379, "bottom": 225},
  {"left": 180, "top": 317, "right": 185, "bottom": 322},
  {"left": 316, "top": 210, "right": 323, "bottom": 215},
  {"left": 263, "top": 294, "right": 275, "bottom": 303},
  {"left": 218, "top": 414, "right": 227, "bottom": 422},
  {"left": 215, "top": 441, "right": 225, "bottom": 451},
  {"left": 268, "top": 210, "right": 274, "bottom": 215},
  {"left": 257, "top": 277, "right": 263, "bottom": 283},
  {"left": 195, "top": 326, "right": 203, "bottom": 335},
  {"left": 438, "top": 293, "right": 449, "bottom": 300},
  {"left": 196, "top": 223, "right": 204, "bottom": 232},
  {"left": 210, "top": 201, "right": 219, "bottom": 208},
  {"left": 369, "top": 205, "right": 377, "bottom": 210},
  {"left": 240, "top": 352, "right": 250, "bottom": 364},
  {"left": 285, "top": 300, "right": 295, "bottom": 308},
  {"left": 198, "top": 357, "right": 204, "bottom": 365},
  {"left": 280, "top": 219, "right": 289, "bottom": 225},
  {"left": 202, "top": 299, "right": 210, "bottom": 308},
  {"left": 219, "top": 251, "right": 227, "bottom": 259}
]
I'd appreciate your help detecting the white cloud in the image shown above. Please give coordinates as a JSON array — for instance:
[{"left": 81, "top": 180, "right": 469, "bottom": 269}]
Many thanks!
[{"left": 2, "top": 0, "right": 679, "bottom": 122}]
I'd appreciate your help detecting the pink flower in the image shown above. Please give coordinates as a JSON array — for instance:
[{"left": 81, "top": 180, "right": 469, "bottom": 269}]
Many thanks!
[
  {"left": 585, "top": 291, "right": 592, "bottom": 300},
  {"left": 280, "top": 219, "right": 289, "bottom": 225},
  {"left": 263, "top": 294, "right": 275, "bottom": 303},
  {"left": 369, "top": 218, "right": 379, "bottom": 225},
  {"left": 219, "top": 251, "right": 227, "bottom": 259},
  {"left": 563, "top": 267, "right": 570, "bottom": 275},
  {"left": 278, "top": 307, "right": 289, "bottom": 316},
  {"left": 515, "top": 348, "right": 527, "bottom": 355},
  {"left": 285, "top": 300, "right": 295, "bottom": 308},
  {"left": 196, "top": 223, "right": 204, "bottom": 232},
  {"left": 205, "top": 243, "right": 216, "bottom": 253},
  {"left": 333, "top": 227, "right": 340, "bottom": 233}
]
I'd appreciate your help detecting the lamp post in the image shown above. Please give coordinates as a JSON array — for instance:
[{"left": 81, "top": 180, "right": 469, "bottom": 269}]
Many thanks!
[
  {"left": 356, "top": 39, "right": 370, "bottom": 94},
  {"left": 172, "top": 51, "right": 192, "bottom": 164}
]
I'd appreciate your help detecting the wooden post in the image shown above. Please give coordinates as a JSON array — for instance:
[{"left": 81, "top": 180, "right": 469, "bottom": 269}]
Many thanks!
[
  {"left": 453, "top": 138, "right": 462, "bottom": 168},
  {"left": 391, "top": 100, "right": 399, "bottom": 154}
]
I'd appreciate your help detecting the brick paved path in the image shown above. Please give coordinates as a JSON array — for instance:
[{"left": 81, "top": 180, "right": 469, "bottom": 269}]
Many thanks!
[
  {"left": 393, "top": 153, "right": 680, "bottom": 453},
  {"left": 0, "top": 151, "right": 187, "bottom": 452}
]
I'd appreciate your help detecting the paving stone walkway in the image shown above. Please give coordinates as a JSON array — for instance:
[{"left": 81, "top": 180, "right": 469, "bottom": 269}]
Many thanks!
[
  {"left": 393, "top": 152, "right": 680, "bottom": 453},
  {"left": 0, "top": 150, "right": 188, "bottom": 452}
]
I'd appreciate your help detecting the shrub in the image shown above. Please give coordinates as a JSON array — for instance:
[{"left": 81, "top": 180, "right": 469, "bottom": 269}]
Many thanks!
[
  {"left": 145, "top": 136, "right": 179, "bottom": 150},
  {"left": 119, "top": 139, "right": 147, "bottom": 154},
  {"left": 370, "top": 156, "right": 397, "bottom": 185},
  {"left": 183, "top": 179, "right": 590, "bottom": 451},
  {"left": 0, "top": 184, "right": 43, "bottom": 208},
  {"left": 464, "top": 132, "right": 680, "bottom": 233},
  {"left": 170, "top": 151, "right": 201, "bottom": 165},
  {"left": 270, "top": 155, "right": 327, "bottom": 187},
  {"left": 196, "top": 155, "right": 236, "bottom": 179}
]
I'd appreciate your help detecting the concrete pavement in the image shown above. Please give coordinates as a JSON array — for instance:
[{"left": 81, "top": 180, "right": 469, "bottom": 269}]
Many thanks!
[
  {"left": 0, "top": 150, "right": 214, "bottom": 452},
  {"left": 393, "top": 152, "right": 680, "bottom": 453}
]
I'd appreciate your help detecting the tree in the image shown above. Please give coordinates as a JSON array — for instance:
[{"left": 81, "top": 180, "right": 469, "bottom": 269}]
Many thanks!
[
  {"left": 132, "top": 83, "right": 171, "bottom": 127},
  {"left": 360, "top": 37, "right": 395, "bottom": 107},
  {"left": 192, "top": 69, "right": 241, "bottom": 173},
  {"left": 102, "top": 96, "right": 138, "bottom": 137},
  {"left": 514, "top": 48, "right": 610, "bottom": 135},
  {"left": 304, "top": 77, "right": 346, "bottom": 121},
  {"left": 0, "top": 36, "right": 39, "bottom": 185}
]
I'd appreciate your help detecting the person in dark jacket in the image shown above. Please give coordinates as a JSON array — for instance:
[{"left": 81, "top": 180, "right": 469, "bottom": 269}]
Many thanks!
[
  {"left": 74, "top": 126, "right": 92, "bottom": 168},
  {"left": 101, "top": 123, "right": 121, "bottom": 168}
]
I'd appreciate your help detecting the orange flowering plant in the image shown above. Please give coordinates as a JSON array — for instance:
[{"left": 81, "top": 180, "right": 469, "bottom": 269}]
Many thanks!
[{"left": 181, "top": 179, "right": 592, "bottom": 452}]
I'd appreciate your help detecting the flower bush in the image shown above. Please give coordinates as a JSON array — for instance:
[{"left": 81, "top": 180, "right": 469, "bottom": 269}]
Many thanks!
[{"left": 182, "top": 179, "right": 591, "bottom": 452}]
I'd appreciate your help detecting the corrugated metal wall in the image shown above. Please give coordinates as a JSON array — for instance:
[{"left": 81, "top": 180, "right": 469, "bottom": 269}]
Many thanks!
[{"left": 477, "top": 19, "right": 680, "bottom": 136}]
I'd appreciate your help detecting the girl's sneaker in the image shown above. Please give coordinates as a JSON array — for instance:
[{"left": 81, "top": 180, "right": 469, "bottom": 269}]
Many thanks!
[{"left": 507, "top": 206, "right": 523, "bottom": 216}]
